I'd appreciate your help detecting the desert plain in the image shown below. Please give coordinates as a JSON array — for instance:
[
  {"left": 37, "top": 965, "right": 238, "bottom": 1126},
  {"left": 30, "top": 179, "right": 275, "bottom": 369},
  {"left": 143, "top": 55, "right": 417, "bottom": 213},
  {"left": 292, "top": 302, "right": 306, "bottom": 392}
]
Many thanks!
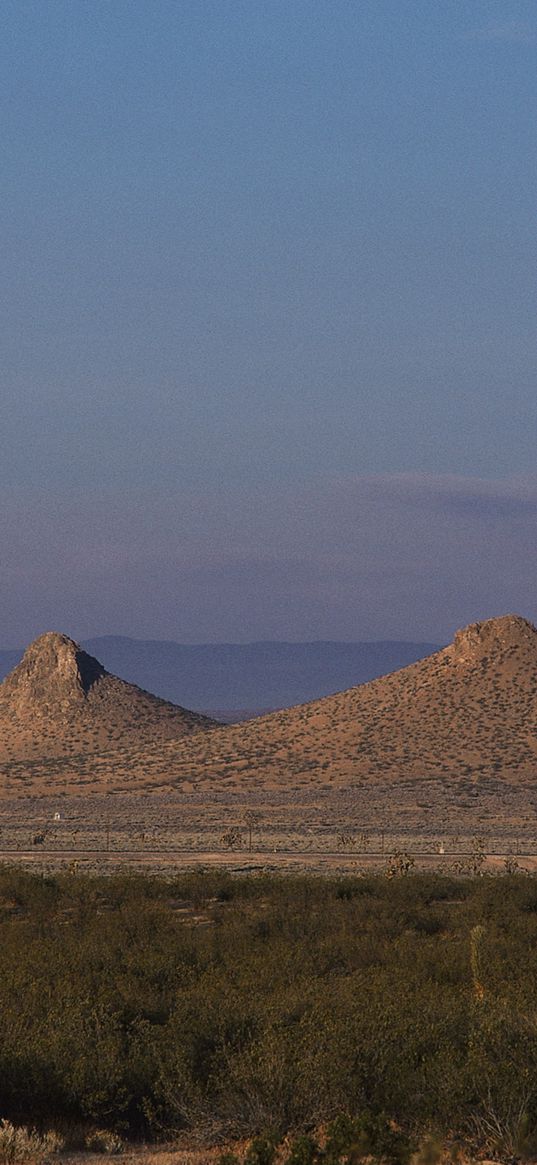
[{"left": 1, "top": 614, "right": 537, "bottom": 874}]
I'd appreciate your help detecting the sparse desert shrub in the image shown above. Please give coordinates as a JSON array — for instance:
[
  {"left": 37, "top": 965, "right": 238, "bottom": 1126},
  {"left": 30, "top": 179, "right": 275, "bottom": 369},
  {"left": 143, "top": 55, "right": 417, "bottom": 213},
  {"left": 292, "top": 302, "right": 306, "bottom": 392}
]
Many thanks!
[
  {"left": 324, "top": 1113, "right": 412, "bottom": 1165},
  {"left": 385, "top": 851, "right": 415, "bottom": 878},
  {"left": 0, "top": 1121, "right": 63, "bottom": 1164},
  {"left": 285, "top": 1134, "right": 319, "bottom": 1165},
  {"left": 84, "top": 1129, "right": 125, "bottom": 1154},
  {"left": 221, "top": 828, "right": 243, "bottom": 850},
  {"left": 244, "top": 1135, "right": 278, "bottom": 1165}
]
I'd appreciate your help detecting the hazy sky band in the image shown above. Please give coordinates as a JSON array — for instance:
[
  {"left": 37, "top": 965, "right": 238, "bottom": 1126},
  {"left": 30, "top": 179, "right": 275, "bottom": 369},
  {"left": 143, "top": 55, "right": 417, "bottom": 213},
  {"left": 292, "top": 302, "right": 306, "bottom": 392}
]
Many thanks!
[
  {"left": 2, "top": 1, "right": 536, "bottom": 644},
  {"left": 2, "top": 472, "right": 537, "bottom": 648}
]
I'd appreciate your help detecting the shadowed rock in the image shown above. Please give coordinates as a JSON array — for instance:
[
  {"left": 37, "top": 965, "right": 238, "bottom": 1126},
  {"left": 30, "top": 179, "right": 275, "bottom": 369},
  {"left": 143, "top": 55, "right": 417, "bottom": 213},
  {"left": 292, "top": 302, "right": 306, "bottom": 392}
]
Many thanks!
[
  {"left": 0, "top": 631, "right": 219, "bottom": 765},
  {"left": 1, "top": 632, "right": 106, "bottom": 709}
]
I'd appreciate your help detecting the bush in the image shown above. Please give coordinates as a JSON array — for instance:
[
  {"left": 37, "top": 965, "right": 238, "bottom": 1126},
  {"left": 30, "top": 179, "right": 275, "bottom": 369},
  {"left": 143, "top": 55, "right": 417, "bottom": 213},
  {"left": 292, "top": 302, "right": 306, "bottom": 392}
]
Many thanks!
[
  {"left": 286, "top": 1135, "right": 319, "bottom": 1165},
  {"left": 0, "top": 1121, "right": 63, "bottom": 1164},
  {"left": 84, "top": 1129, "right": 125, "bottom": 1154},
  {"left": 244, "top": 1136, "right": 278, "bottom": 1165},
  {"left": 324, "top": 1113, "right": 411, "bottom": 1165},
  {"left": 0, "top": 868, "right": 535, "bottom": 1153}
]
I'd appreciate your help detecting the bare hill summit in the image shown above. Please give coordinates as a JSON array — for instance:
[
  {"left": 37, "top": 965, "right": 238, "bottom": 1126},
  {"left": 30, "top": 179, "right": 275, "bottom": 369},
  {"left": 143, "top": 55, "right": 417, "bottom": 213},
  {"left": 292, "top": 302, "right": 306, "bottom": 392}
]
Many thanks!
[{"left": 0, "top": 632, "right": 217, "bottom": 765}]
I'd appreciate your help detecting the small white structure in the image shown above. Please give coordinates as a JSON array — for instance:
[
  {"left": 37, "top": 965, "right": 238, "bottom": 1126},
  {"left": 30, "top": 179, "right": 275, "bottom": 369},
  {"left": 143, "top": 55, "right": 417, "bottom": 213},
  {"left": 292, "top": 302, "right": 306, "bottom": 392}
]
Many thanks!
[{"left": 53, "top": 812, "right": 62, "bottom": 821}]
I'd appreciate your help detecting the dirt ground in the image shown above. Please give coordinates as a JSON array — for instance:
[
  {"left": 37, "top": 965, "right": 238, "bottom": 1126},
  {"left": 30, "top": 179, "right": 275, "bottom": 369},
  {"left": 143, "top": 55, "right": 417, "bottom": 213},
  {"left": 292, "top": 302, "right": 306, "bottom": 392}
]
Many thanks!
[
  {"left": 1, "top": 779, "right": 536, "bottom": 875},
  {"left": 56, "top": 1142, "right": 520, "bottom": 1165}
]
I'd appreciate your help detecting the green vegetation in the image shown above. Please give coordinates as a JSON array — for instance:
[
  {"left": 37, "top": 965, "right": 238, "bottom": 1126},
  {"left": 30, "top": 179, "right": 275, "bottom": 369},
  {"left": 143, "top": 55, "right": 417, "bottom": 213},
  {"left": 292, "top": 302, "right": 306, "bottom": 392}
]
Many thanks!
[{"left": 1, "top": 868, "right": 537, "bottom": 1156}]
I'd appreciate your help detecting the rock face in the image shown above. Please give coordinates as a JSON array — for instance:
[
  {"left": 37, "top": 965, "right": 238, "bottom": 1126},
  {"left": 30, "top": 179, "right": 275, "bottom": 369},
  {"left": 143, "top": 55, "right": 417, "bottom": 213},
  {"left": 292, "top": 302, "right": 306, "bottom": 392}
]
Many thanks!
[
  {"left": 449, "top": 614, "right": 537, "bottom": 666},
  {"left": 0, "top": 632, "right": 218, "bottom": 764},
  {"left": 0, "top": 633, "right": 106, "bottom": 715}
]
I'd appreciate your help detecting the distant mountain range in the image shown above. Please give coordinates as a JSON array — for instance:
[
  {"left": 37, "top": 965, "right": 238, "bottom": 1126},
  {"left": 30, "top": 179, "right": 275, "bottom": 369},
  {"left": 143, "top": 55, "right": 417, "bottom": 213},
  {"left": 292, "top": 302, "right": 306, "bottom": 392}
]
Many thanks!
[{"left": 0, "top": 636, "right": 440, "bottom": 716}]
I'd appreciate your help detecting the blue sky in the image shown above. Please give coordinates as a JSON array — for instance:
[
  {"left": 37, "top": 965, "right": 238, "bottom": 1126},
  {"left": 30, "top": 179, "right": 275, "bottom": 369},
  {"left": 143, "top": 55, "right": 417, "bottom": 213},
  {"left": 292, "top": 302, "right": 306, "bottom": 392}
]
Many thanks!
[{"left": 1, "top": 1, "right": 536, "bottom": 645}]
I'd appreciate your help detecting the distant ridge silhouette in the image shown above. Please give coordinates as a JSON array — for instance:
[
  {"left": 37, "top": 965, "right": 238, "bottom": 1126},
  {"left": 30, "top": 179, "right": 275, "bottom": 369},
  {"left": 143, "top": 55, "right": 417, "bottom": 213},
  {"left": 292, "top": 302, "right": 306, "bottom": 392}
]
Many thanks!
[{"left": 0, "top": 635, "right": 441, "bottom": 713}]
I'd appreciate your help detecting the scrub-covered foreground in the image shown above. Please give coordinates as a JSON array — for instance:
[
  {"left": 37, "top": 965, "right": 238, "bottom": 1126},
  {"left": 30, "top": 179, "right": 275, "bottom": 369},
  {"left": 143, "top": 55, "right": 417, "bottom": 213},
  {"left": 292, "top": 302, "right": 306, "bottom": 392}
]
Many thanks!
[{"left": 1, "top": 869, "right": 537, "bottom": 1159}]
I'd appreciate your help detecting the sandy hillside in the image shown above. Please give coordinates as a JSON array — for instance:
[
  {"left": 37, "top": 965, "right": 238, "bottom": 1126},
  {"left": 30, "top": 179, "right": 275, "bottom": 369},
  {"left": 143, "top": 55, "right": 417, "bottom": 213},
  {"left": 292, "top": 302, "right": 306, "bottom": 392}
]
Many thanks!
[
  {"left": 0, "top": 632, "right": 217, "bottom": 765},
  {"left": 1, "top": 614, "right": 537, "bottom": 796}
]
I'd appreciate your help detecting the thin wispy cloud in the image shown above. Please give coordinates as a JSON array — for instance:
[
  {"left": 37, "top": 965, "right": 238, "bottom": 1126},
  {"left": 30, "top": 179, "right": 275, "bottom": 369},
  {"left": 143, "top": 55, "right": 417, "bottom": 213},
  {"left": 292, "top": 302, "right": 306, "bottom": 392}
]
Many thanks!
[
  {"left": 2, "top": 472, "right": 537, "bottom": 644},
  {"left": 347, "top": 472, "right": 537, "bottom": 520},
  {"left": 467, "top": 20, "right": 536, "bottom": 43}
]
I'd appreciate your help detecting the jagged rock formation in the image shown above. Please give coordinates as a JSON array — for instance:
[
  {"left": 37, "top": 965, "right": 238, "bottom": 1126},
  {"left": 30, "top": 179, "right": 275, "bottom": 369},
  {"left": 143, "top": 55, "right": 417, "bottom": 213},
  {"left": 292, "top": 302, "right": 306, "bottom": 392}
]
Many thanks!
[
  {"left": 1, "top": 615, "right": 537, "bottom": 796},
  {"left": 0, "top": 632, "right": 217, "bottom": 765},
  {"left": 448, "top": 614, "right": 537, "bottom": 666}
]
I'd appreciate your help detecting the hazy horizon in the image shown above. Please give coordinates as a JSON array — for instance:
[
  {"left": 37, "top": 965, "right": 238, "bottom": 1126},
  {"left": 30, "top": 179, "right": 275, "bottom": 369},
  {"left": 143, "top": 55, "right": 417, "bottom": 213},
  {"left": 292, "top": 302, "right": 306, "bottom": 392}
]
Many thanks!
[
  {"left": 3, "top": 2, "right": 535, "bottom": 646},
  {"left": 1, "top": 628, "right": 444, "bottom": 652}
]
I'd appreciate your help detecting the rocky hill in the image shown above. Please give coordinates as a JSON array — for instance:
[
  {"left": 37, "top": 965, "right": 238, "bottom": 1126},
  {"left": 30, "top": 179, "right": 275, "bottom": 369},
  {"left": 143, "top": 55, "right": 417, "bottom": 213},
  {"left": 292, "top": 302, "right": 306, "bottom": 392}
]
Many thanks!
[
  {"left": 1, "top": 614, "right": 537, "bottom": 797},
  {"left": 0, "top": 632, "right": 217, "bottom": 767}
]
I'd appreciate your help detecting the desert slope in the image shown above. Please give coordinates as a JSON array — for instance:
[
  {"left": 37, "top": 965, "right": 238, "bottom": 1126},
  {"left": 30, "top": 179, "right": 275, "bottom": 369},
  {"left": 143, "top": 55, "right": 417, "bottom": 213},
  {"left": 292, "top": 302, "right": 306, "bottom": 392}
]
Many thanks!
[
  {"left": 0, "top": 632, "right": 217, "bottom": 765},
  {"left": 1, "top": 614, "right": 537, "bottom": 796}
]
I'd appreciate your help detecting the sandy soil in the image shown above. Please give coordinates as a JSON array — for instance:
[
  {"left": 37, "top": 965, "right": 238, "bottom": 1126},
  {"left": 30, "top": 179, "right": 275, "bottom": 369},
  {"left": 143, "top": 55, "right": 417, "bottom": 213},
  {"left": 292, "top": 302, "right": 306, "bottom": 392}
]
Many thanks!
[{"left": 0, "top": 777, "right": 535, "bottom": 876}]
